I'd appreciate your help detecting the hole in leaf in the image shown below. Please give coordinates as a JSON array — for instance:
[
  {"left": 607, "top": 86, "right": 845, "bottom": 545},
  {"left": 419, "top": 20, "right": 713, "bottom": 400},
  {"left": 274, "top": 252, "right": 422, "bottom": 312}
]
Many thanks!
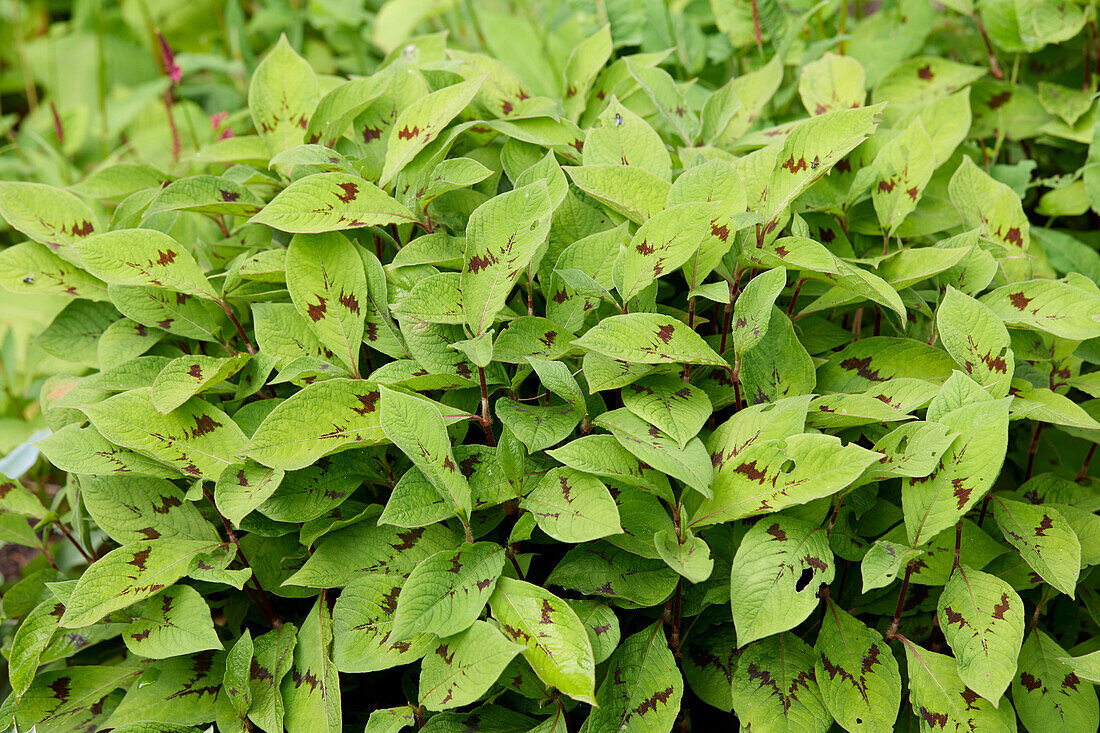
[
  {"left": 779, "top": 459, "right": 796, "bottom": 474},
  {"left": 896, "top": 436, "right": 909, "bottom": 453},
  {"left": 795, "top": 567, "right": 814, "bottom": 592}
]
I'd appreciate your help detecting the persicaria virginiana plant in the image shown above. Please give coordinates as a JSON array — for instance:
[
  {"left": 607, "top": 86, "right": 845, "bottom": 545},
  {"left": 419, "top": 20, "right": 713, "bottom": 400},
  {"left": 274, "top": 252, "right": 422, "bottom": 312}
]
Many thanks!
[{"left": 0, "top": 1, "right": 1099, "bottom": 731}]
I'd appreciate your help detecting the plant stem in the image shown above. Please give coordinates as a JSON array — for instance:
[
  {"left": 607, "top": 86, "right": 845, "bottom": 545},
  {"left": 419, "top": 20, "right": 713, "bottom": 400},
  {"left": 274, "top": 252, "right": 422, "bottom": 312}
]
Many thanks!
[
  {"left": 478, "top": 366, "right": 496, "bottom": 446},
  {"left": 218, "top": 300, "right": 256, "bottom": 355},
  {"left": 1076, "top": 443, "right": 1096, "bottom": 482},
  {"left": 786, "top": 278, "right": 805, "bottom": 317},
  {"left": 952, "top": 519, "right": 963, "bottom": 571},
  {"left": 54, "top": 520, "right": 95, "bottom": 563},
  {"left": 1025, "top": 422, "right": 1044, "bottom": 480},
  {"left": 204, "top": 488, "right": 280, "bottom": 627},
  {"left": 970, "top": 12, "right": 1003, "bottom": 80},
  {"left": 750, "top": 0, "right": 763, "bottom": 50},
  {"left": 886, "top": 560, "right": 916, "bottom": 640}
]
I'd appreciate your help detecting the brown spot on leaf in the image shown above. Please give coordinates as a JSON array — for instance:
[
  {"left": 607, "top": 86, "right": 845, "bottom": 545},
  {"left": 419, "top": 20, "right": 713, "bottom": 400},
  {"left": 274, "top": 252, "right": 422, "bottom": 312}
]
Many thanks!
[
  {"left": 765, "top": 523, "right": 787, "bottom": 541},
  {"left": 307, "top": 297, "right": 327, "bottom": 322},
  {"left": 656, "top": 324, "right": 675, "bottom": 344},
  {"left": 129, "top": 546, "right": 152, "bottom": 571},
  {"left": 1035, "top": 514, "right": 1053, "bottom": 536},
  {"left": 1008, "top": 291, "right": 1032, "bottom": 310},
  {"left": 336, "top": 182, "right": 358, "bottom": 203},
  {"left": 398, "top": 125, "right": 420, "bottom": 140},
  {"left": 363, "top": 126, "right": 382, "bottom": 143},
  {"left": 188, "top": 364, "right": 203, "bottom": 379},
  {"left": 152, "top": 495, "right": 182, "bottom": 514},
  {"left": 191, "top": 414, "right": 221, "bottom": 437},
  {"left": 155, "top": 249, "right": 177, "bottom": 265},
  {"left": 992, "top": 593, "right": 1010, "bottom": 619},
  {"left": 988, "top": 91, "right": 1012, "bottom": 110},
  {"left": 878, "top": 180, "right": 896, "bottom": 194},
  {"left": 468, "top": 252, "right": 498, "bottom": 273},
  {"left": 73, "top": 221, "right": 94, "bottom": 237},
  {"left": 220, "top": 189, "right": 240, "bottom": 202},
  {"left": 353, "top": 391, "right": 379, "bottom": 415},
  {"left": 917, "top": 64, "right": 934, "bottom": 80},
  {"left": 735, "top": 461, "right": 767, "bottom": 482},
  {"left": 840, "top": 356, "right": 885, "bottom": 382},
  {"left": 339, "top": 292, "right": 360, "bottom": 314},
  {"left": 1019, "top": 672, "right": 1042, "bottom": 691}
]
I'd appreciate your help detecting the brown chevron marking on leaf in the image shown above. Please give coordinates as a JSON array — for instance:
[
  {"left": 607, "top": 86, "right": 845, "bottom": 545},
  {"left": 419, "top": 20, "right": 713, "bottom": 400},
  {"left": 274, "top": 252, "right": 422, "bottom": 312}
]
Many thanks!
[
  {"left": 1035, "top": 514, "right": 1053, "bottom": 536},
  {"left": 1019, "top": 672, "right": 1042, "bottom": 691},
  {"left": 307, "top": 296, "right": 327, "bottom": 322},
  {"left": 336, "top": 182, "right": 358, "bottom": 203},
  {"left": 991, "top": 593, "right": 1010, "bottom": 620},
  {"left": 1008, "top": 292, "right": 1032, "bottom": 310},
  {"left": 917, "top": 64, "right": 934, "bottom": 80},
  {"left": 398, "top": 125, "right": 420, "bottom": 140},
  {"left": 128, "top": 546, "right": 152, "bottom": 571},
  {"left": 188, "top": 364, "right": 203, "bottom": 379},
  {"left": 765, "top": 523, "right": 787, "bottom": 541}
]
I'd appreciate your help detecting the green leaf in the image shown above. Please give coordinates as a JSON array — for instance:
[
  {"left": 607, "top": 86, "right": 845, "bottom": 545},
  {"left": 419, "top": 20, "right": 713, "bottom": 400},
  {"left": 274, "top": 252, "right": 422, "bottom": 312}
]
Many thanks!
[
  {"left": 151, "top": 353, "right": 251, "bottom": 413},
  {"left": 123, "top": 585, "right": 223, "bottom": 659},
  {"left": 225, "top": 630, "right": 254, "bottom": 718},
  {"left": 622, "top": 375, "right": 712, "bottom": 450},
  {"left": 0, "top": 241, "right": 108, "bottom": 300},
  {"left": 693, "top": 433, "right": 880, "bottom": 526},
  {"left": 8, "top": 598, "right": 65, "bottom": 697},
  {"left": 148, "top": 175, "right": 266, "bottom": 217},
  {"left": 763, "top": 105, "right": 884, "bottom": 234},
  {"left": 900, "top": 639, "right": 1017, "bottom": 732},
  {"left": 980, "top": 279, "right": 1100, "bottom": 341},
  {"left": 283, "top": 597, "right": 341, "bottom": 733},
  {"left": 1059, "top": 650, "right": 1100, "bottom": 684},
  {"left": 287, "top": 232, "right": 367, "bottom": 375},
  {"left": 488, "top": 577, "right": 596, "bottom": 703},
  {"left": 392, "top": 542, "right": 505, "bottom": 639},
  {"left": 80, "top": 474, "right": 218, "bottom": 543},
  {"left": 288, "top": 520, "right": 458, "bottom": 588},
  {"left": 653, "top": 528, "right": 713, "bottom": 583},
  {"left": 461, "top": 180, "right": 552, "bottom": 335},
  {"left": 526, "top": 357, "right": 587, "bottom": 419},
  {"left": 582, "top": 97, "right": 671, "bottom": 180},
  {"left": 547, "top": 435, "right": 673, "bottom": 501},
  {"left": 742, "top": 237, "right": 906, "bottom": 322},
  {"left": 332, "top": 574, "right": 436, "bottom": 673},
  {"left": 418, "top": 620, "right": 522, "bottom": 711},
  {"left": 36, "top": 424, "right": 179, "bottom": 479},
  {"left": 937, "top": 565, "right": 1024, "bottom": 703},
  {"left": 1012, "top": 630, "right": 1098, "bottom": 733},
  {"left": 83, "top": 389, "right": 246, "bottom": 480},
  {"left": 872, "top": 118, "right": 935, "bottom": 236},
  {"left": 860, "top": 540, "right": 923, "bottom": 593},
  {"left": 249, "top": 34, "right": 319, "bottom": 155},
  {"left": 0, "top": 181, "right": 100, "bottom": 253},
  {"left": 594, "top": 408, "right": 713, "bottom": 498},
  {"left": 949, "top": 156, "right": 1031, "bottom": 257},
  {"left": 586, "top": 622, "right": 682, "bottom": 732},
  {"left": 60, "top": 538, "right": 223, "bottom": 627},
  {"left": 380, "top": 386, "right": 471, "bottom": 522},
  {"left": 249, "top": 623, "right": 299, "bottom": 733},
  {"left": 992, "top": 497, "right": 1081, "bottom": 596},
  {"left": 251, "top": 173, "right": 417, "bottom": 233},
  {"left": 521, "top": 467, "right": 622, "bottom": 543},
  {"left": 244, "top": 379, "right": 386, "bottom": 470},
  {"left": 574, "top": 313, "right": 726, "bottom": 366},
  {"left": 936, "top": 286, "right": 1014, "bottom": 397},
  {"left": 814, "top": 602, "right": 902, "bottom": 733},
  {"left": 730, "top": 633, "right": 832, "bottom": 733},
  {"left": 730, "top": 515, "right": 835, "bottom": 645},
  {"left": 564, "top": 165, "right": 670, "bottom": 224},
  {"left": 381, "top": 77, "right": 484, "bottom": 187},
  {"left": 617, "top": 202, "right": 724, "bottom": 303},
  {"left": 496, "top": 399, "right": 579, "bottom": 453},
  {"left": 547, "top": 542, "right": 678, "bottom": 607},
  {"left": 903, "top": 398, "right": 1011, "bottom": 545},
  {"left": 732, "top": 266, "right": 787, "bottom": 361},
  {"left": 799, "top": 52, "right": 866, "bottom": 115}
]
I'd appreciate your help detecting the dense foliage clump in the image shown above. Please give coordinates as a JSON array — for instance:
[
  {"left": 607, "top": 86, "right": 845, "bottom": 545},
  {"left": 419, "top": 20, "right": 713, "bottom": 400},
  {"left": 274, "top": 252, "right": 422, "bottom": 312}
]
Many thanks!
[{"left": 1, "top": 1, "right": 1099, "bottom": 731}]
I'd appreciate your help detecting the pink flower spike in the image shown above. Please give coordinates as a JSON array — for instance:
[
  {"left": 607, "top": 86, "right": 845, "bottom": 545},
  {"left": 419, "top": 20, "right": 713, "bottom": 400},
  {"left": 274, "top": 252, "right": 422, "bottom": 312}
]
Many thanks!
[
  {"left": 219, "top": 128, "right": 235, "bottom": 141},
  {"left": 156, "top": 30, "right": 182, "bottom": 85},
  {"left": 210, "top": 111, "right": 228, "bottom": 131}
]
